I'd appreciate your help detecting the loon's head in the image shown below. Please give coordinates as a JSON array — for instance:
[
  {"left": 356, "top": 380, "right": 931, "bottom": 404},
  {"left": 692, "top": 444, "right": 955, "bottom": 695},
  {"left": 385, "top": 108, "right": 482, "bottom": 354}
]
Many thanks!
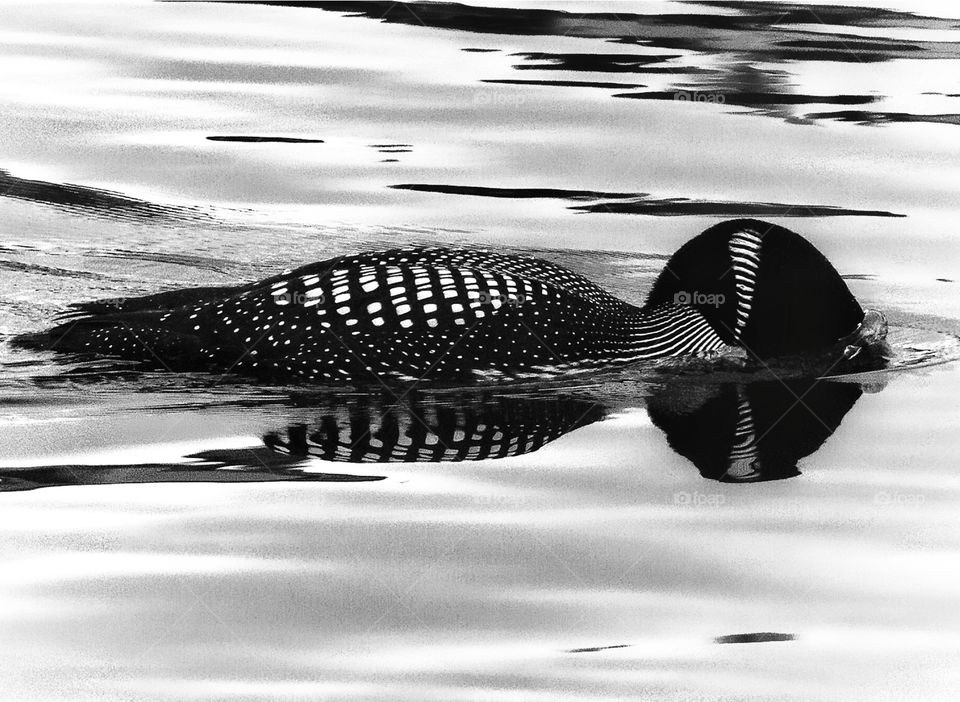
[{"left": 645, "top": 218, "right": 889, "bottom": 370}]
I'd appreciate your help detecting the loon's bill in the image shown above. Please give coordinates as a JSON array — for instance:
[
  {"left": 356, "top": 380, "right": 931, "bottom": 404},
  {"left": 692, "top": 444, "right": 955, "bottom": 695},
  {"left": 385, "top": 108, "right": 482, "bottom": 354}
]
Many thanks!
[{"left": 12, "top": 219, "right": 888, "bottom": 383}]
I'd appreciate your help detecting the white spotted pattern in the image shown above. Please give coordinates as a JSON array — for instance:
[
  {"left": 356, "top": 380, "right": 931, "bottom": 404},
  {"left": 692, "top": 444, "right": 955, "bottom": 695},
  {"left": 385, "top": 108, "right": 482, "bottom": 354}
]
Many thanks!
[
  {"left": 264, "top": 396, "right": 598, "bottom": 462},
  {"left": 49, "top": 246, "right": 732, "bottom": 382}
]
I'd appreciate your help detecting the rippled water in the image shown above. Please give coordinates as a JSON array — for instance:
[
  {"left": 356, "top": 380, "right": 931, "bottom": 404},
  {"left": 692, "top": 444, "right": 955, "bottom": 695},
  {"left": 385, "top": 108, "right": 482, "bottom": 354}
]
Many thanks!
[{"left": 1, "top": 2, "right": 960, "bottom": 700}]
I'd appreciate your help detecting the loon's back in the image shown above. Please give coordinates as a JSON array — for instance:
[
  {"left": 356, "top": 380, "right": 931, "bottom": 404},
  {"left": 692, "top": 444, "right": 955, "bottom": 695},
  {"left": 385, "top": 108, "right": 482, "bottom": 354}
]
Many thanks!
[{"left": 12, "top": 220, "right": 875, "bottom": 382}]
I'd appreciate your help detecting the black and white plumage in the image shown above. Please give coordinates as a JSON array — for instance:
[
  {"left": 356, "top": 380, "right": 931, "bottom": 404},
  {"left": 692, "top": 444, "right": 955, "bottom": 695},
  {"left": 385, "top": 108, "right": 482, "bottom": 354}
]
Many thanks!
[
  {"left": 647, "top": 377, "right": 865, "bottom": 482},
  {"left": 729, "top": 228, "right": 763, "bottom": 342},
  {"left": 264, "top": 392, "right": 605, "bottom": 463},
  {"left": 725, "top": 389, "right": 761, "bottom": 481},
  {"left": 13, "top": 219, "right": 868, "bottom": 382}
]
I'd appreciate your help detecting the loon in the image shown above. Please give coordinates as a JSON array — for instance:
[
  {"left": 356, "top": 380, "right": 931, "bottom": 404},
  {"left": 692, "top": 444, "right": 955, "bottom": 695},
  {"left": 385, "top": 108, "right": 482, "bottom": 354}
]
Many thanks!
[{"left": 12, "top": 219, "right": 886, "bottom": 382}]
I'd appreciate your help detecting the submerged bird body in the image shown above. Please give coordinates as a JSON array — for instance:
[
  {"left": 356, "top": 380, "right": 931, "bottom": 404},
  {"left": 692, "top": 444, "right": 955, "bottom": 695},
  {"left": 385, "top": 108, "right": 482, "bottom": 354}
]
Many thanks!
[{"left": 13, "top": 219, "right": 882, "bottom": 382}]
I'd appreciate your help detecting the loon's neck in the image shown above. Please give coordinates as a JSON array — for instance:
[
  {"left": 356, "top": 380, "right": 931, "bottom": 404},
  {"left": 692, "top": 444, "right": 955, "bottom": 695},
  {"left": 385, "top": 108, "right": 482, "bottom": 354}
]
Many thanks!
[{"left": 610, "top": 302, "right": 728, "bottom": 361}]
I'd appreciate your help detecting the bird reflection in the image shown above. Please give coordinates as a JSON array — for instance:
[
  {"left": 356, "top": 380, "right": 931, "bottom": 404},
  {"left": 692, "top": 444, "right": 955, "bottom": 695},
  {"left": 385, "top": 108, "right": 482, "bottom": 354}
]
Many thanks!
[
  {"left": 646, "top": 379, "right": 867, "bottom": 482},
  {"left": 0, "top": 377, "right": 871, "bottom": 491},
  {"left": 263, "top": 391, "right": 605, "bottom": 463},
  {"left": 263, "top": 379, "right": 866, "bottom": 484}
]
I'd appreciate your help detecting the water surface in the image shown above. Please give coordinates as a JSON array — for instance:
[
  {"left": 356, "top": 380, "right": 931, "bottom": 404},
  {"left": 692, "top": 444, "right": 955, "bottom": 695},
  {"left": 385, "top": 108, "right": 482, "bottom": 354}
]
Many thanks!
[{"left": 1, "top": 2, "right": 959, "bottom": 700}]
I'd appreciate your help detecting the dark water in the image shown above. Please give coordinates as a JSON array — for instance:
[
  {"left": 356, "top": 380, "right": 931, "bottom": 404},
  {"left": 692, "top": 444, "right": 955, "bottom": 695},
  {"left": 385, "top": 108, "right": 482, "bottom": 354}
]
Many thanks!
[{"left": 1, "top": 2, "right": 960, "bottom": 700}]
